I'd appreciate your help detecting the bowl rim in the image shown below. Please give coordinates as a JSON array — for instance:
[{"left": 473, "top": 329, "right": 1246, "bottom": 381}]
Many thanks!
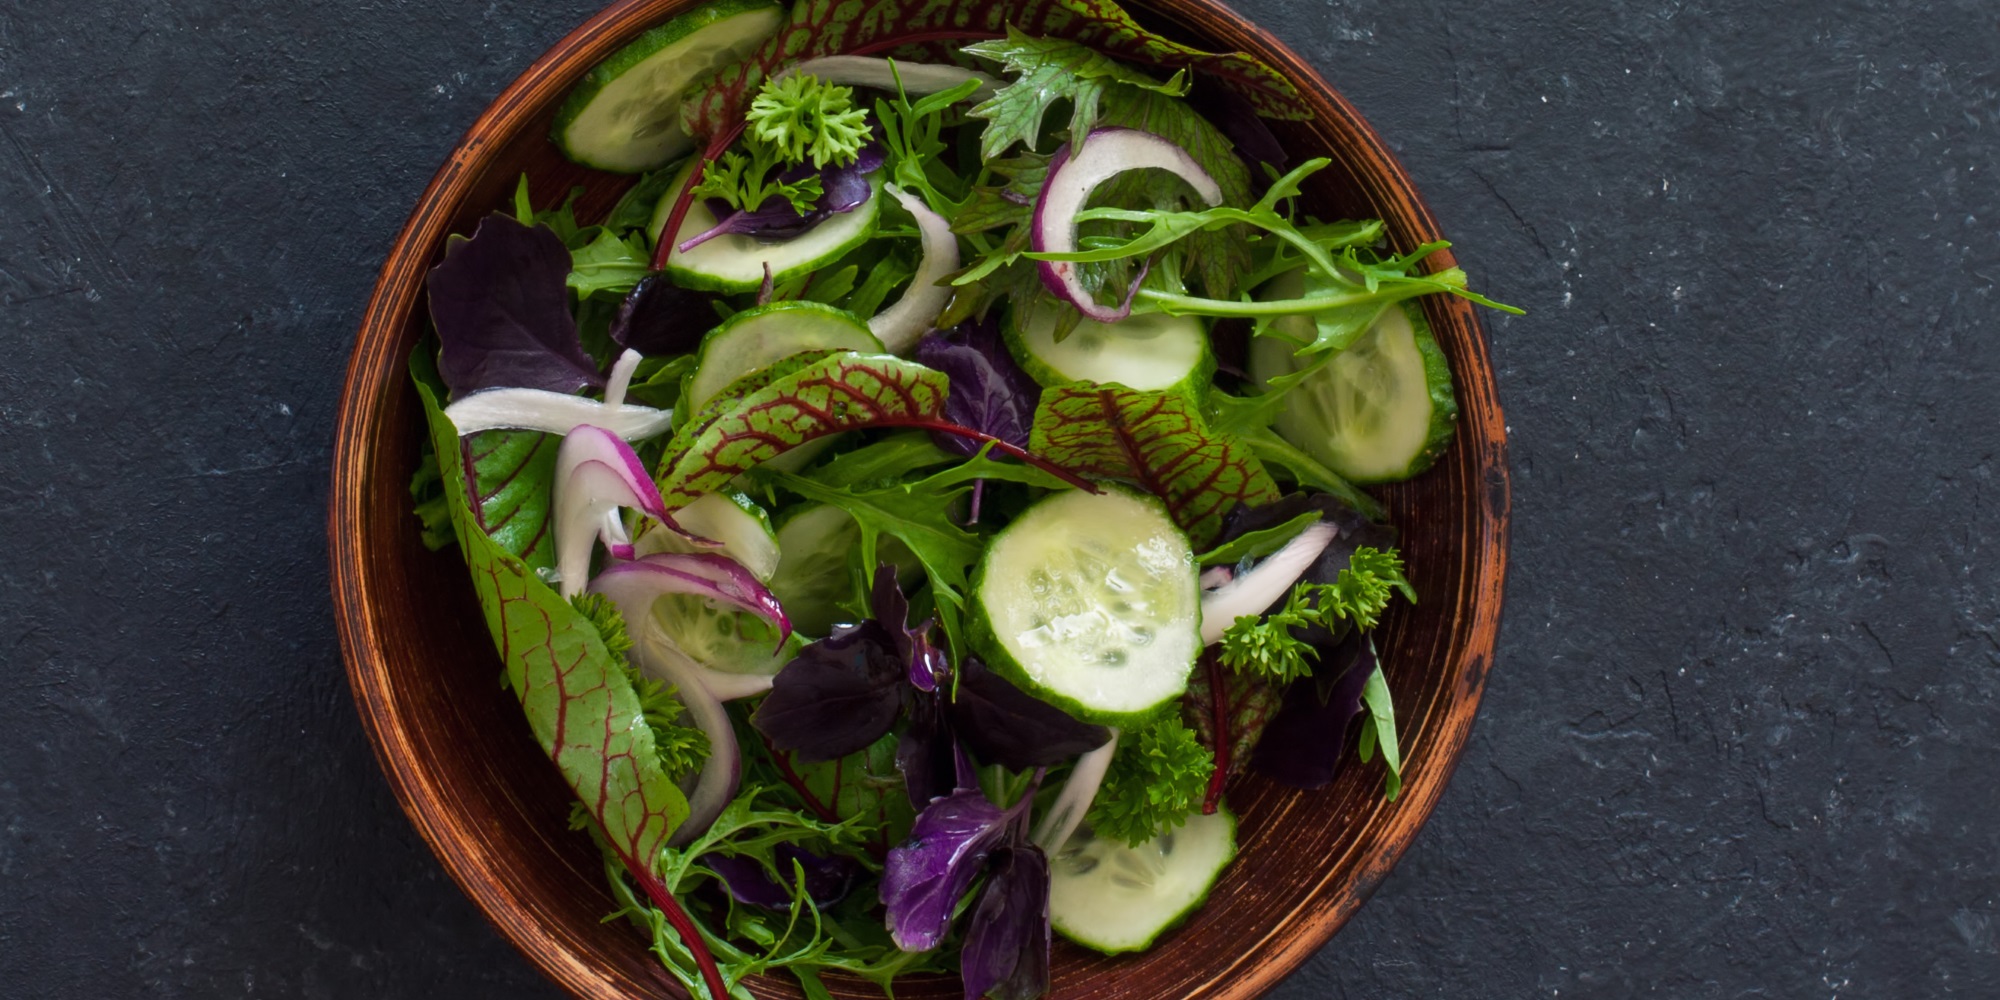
[{"left": 329, "top": 1, "right": 1510, "bottom": 997}]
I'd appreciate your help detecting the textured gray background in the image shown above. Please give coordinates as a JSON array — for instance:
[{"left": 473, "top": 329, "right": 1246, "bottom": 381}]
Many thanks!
[{"left": 2, "top": 0, "right": 1996, "bottom": 996}]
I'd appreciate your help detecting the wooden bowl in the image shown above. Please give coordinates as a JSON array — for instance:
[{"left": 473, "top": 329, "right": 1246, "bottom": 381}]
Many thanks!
[{"left": 328, "top": 1, "right": 1510, "bottom": 997}]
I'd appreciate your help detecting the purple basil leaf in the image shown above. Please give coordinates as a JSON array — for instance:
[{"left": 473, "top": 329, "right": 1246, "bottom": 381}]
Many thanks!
[
  {"left": 753, "top": 621, "right": 906, "bottom": 761},
  {"left": 1252, "top": 631, "right": 1374, "bottom": 789},
  {"left": 1186, "top": 77, "right": 1289, "bottom": 194},
  {"left": 916, "top": 316, "right": 1042, "bottom": 456},
  {"left": 881, "top": 787, "right": 1016, "bottom": 951},
  {"left": 609, "top": 273, "right": 711, "bottom": 357},
  {"left": 896, "top": 692, "right": 957, "bottom": 808},
  {"left": 959, "top": 845, "right": 1052, "bottom": 1000},
  {"left": 682, "top": 145, "right": 886, "bottom": 249},
  {"left": 427, "top": 213, "right": 603, "bottom": 399},
  {"left": 868, "top": 564, "right": 948, "bottom": 691},
  {"left": 703, "top": 845, "right": 860, "bottom": 910},
  {"left": 949, "top": 658, "right": 1110, "bottom": 770}
]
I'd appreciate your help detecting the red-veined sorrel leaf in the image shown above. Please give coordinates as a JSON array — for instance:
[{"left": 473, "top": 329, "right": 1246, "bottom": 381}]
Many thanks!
[
  {"left": 1028, "top": 384, "right": 1279, "bottom": 548},
  {"left": 458, "top": 429, "right": 559, "bottom": 570},
  {"left": 412, "top": 354, "right": 729, "bottom": 1000},
  {"left": 1181, "top": 650, "right": 1281, "bottom": 812},
  {"left": 677, "top": 0, "right": 1309, "bottom": 141}
]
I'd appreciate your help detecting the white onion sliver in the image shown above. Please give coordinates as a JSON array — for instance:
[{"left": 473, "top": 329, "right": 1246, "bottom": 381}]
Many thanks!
[
  {"left": 444, "top": 386, "right": 672, "bottom": 440},
  {"left": 868, "top": 185, "right": 960, "bottom": 354},
  {"left": 1198, "top": 521, "right": 1338, "bottom": 645},
  {"left": 1031, "top": 729, "right": 1119, "bottom": 853},
  {"left": 1031, "top": 128, "right": 1224, "bottom": 323},
  {"left": 779, "top": 56, "right": 998, "bottom": 101},
  {"left": 602, "top": 348, "right": 642, "bottom": 408}
]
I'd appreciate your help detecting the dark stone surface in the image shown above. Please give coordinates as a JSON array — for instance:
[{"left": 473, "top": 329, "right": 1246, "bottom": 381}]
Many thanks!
[{"left": 1, "top": 0, "right": 1995, "bottom": 996}]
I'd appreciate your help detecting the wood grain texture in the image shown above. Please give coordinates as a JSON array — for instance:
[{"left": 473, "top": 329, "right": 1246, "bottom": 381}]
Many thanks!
[{"left": 326, "top": 1, "right": 1509, "bottom": 997}]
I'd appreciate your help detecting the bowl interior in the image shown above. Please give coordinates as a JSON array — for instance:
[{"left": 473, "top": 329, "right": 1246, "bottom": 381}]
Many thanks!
[{"left": 329, "top": 2, "right": 1508, "bottom": 997}]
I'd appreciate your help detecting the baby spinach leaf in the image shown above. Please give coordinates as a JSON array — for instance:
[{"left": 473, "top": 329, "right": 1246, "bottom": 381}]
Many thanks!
[{"left": 1030, "top": 384, "right": 1278, "bottom": 548}]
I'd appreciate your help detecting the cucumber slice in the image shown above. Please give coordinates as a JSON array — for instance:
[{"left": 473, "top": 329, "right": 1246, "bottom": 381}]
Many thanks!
[
  {"left": 648, "top": 161, "right": 884, "bottom": 293},
  {"left": 768, "top": 504, "right": 920, "bottom": 637},
  {"left": 1007, "top": 310, "right": 1213, "bottom": 394},
  {"left": 632, "top": 491, "right": 780, "bottom": 581},
  {"left": 1249, "top": 301, "right": 1458, "bottom": 484},
  {"left": 685, "top": 301, "right": 881, "bottom": 410},
  {"left": 1050, "top": 808, "right": 1237, "bottom": 954},
  {"left": 970, "top": 488, "right": 1201, "bottom": 727},
  {"left": 551, "top": 0, "right": 784, "bottom": 173}
]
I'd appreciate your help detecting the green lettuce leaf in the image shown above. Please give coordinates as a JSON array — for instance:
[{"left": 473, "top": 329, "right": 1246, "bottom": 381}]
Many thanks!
[
  {"left": 677, "top": 0, "right": 1309, "bottom": 140},
  {"left": 1029, "top": 384, "right": 1278, "bottom": 548}
]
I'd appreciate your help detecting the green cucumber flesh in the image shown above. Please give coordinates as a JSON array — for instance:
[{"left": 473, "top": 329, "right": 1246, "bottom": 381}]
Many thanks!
[
  {"left": 1008, "top": 310, "right": 1212, "bottom": 393},
  {"left": 551, "top": 0, "right": 783, "bottom": 173},
  {"left": 970, "top": 487, "right": 1201, "bottom": 727},
  {"left": 632, "top": 491, "right": 779, "bottom": 581},
  {"left": 648, "top": 162, "right": 883, "bottom": 293},
  {"left": 1050, "top": 807, "right": 1237, "bottom": 954},
  {"left": 768, "top": 504, "right": 920, "bottom": 638},
  {"left": 685, "top": 301, "right": 880, "bottom": 410},
  {"left": 1249, "top": 301, "right": 1457, "bottom": 484}
]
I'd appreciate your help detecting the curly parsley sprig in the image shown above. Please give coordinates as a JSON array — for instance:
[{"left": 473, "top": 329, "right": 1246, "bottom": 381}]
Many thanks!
[
  {"left": 1216, "top": 545, "right": 1414, "bottom": 683},
  {"left": 693, "top": 74, "right": 872, "bottom": 214},
  {"left": 1085, "top": 717, "right": 1214, "bottom": 847}
]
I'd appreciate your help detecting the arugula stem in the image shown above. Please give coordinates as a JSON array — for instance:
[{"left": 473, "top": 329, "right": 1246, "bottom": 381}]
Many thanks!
[
  {"left": 632, "top": 867, "right": 732, "bottom": 1000},
  {"left": 1136, "top": 285, "right": 1443, "bottom": 318},
  {"left": 876, "top": 419, "right": 1099, "bottom": 492},
  {"left": 1200, "top": 651, "right": 1229, "bottom": 815}
]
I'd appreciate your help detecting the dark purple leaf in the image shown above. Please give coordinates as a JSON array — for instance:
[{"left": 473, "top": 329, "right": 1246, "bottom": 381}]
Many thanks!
[
  {"left": 680, "top": 146, "right": 886, "bottom": 251},
  {"left": 949, "top": 658, "right": 1110, "bottom": 770},
  {"left": 882, "top": 787, "right": 1025, "bottom": 951},
  {"left": 868, "top": 564, "right": 948, "bottom": 691},
  {"left": 609, "top": 274, "right": 712, "bottom": 357},
  {"left": 1252, "top": 632, "right": 1373, "bottom": 789},
  {"left": 917, "top": 317, "right": 1042, "bottom": 456},
  {"left": 959, "top": 846, "right": 1052, "bottom": 1000},
  {"left": 702, "top": 845, "right": 861, "bottom": 909},
  {"left": 427, "top": 213, "right": 603, "bottom": 399},
  {"left": 896, "top": 692, "right": 957, "bottom": 808},
  {"left": 753, "top": 621, "right": 906, "bottom": 761}
]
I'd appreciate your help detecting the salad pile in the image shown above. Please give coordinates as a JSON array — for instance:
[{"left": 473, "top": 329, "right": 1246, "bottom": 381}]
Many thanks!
[{"left": 407, "top": 0, "right": 1517, "bottom": 996}]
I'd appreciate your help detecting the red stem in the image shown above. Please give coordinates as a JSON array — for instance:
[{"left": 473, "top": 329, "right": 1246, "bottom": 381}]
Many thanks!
[
  {"left": 631, "top": 867, "right": 731, "bottom": 1000},
  {"left": 650, "top": 125, "right": 747, "bottom": 271},
  {"left": 877, "top": 419, "right": 1099, "bottom": 492},
  {"left": 762, "top": 733, "right": 841, "bottom": 823},
  {"left": 1201, "top": 652, "right": 1228, "bottom": 815}
]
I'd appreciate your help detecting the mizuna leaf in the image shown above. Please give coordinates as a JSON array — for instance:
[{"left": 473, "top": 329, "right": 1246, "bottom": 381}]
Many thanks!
[
  {"left": 412, "top": 353, "right": 729, "bottom": 1000},
  {"left": 655, "top": 354, "right": 951, "bottom": 511},
  {"left": 1029, "top": 384, "right": 1279, "bottom": 548},
  {"left": 676, "top": 0, "right": 1309, "bottom": 141}
]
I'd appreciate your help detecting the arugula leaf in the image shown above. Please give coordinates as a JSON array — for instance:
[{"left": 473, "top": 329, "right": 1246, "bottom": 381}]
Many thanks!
[
  {"left": 1084, "top": 715, "right": 1213, "bottom": 846},
  {"left": 1356, "top": 652, "right": 1403, "bottom": 800},
  {"left": 964, "top": 29, "right": 1189, "bottom": 162},
  {"left": 1029, "top": 384, "right": 1279, "bottom": 548},
  {"left": 1194, "top": 509, "right": 1320, "bottom": 567},
  {"left": 802, "top": 431, "right": 957, "bottom": 489},
  {"left": 873, "top": 72, "right": 983, "bottom": 216},
  {"left": 677, "top": 0, "right": 1309, "bottom": 141},
  {"left": 567, "top": 227, "right": 653, "bottom": 300}
]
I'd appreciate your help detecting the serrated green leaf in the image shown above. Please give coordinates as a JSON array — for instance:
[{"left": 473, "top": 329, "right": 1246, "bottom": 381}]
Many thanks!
[{"left": 964, "top": 29, "right": 1189, "bottom": 161}]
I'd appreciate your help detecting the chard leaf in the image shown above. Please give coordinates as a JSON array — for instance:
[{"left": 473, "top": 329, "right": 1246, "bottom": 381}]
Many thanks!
[
  {"left": 677, "top": 0, "right": 1309, "bottom": 141},
  {"left": 427, "top": 213, "right": 602, "bottom": 398},
  {"left": 410, "top": 347, "right": 560, "bottom": 568},
  {"left": 964, "top": 29, "right": 1190, "bottom": 162},
  {"left": 654, "top": 354, "right": 951, "bottom": 511},
  {"left": 412, "top": 352, "right": 725, "bottom": 998},
  {"left": 1029, "top": 384, "right": 1279, "bottom": 548}
]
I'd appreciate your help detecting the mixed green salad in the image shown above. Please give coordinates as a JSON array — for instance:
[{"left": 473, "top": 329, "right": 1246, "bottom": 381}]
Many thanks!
[{"left": 408, "top": 0, "right": 1517, "bottom": 996}]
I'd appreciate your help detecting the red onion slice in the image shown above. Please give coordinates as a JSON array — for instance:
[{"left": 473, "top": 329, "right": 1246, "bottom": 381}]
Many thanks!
[
  {"left": 1197, "top": 521, "right": 1338, "bottom": 645},
  {"left": 589, "top": 553, "right": 791, "bottom": 652},
  {"left": 552, "top": 426, "right": 669, "bottom": 599},
  {"left": 868, "top": 185, "right": 960, "bottom": 354},
  {"left": 1031, "top": 128, "right": 1224, "bottom": 323}
]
